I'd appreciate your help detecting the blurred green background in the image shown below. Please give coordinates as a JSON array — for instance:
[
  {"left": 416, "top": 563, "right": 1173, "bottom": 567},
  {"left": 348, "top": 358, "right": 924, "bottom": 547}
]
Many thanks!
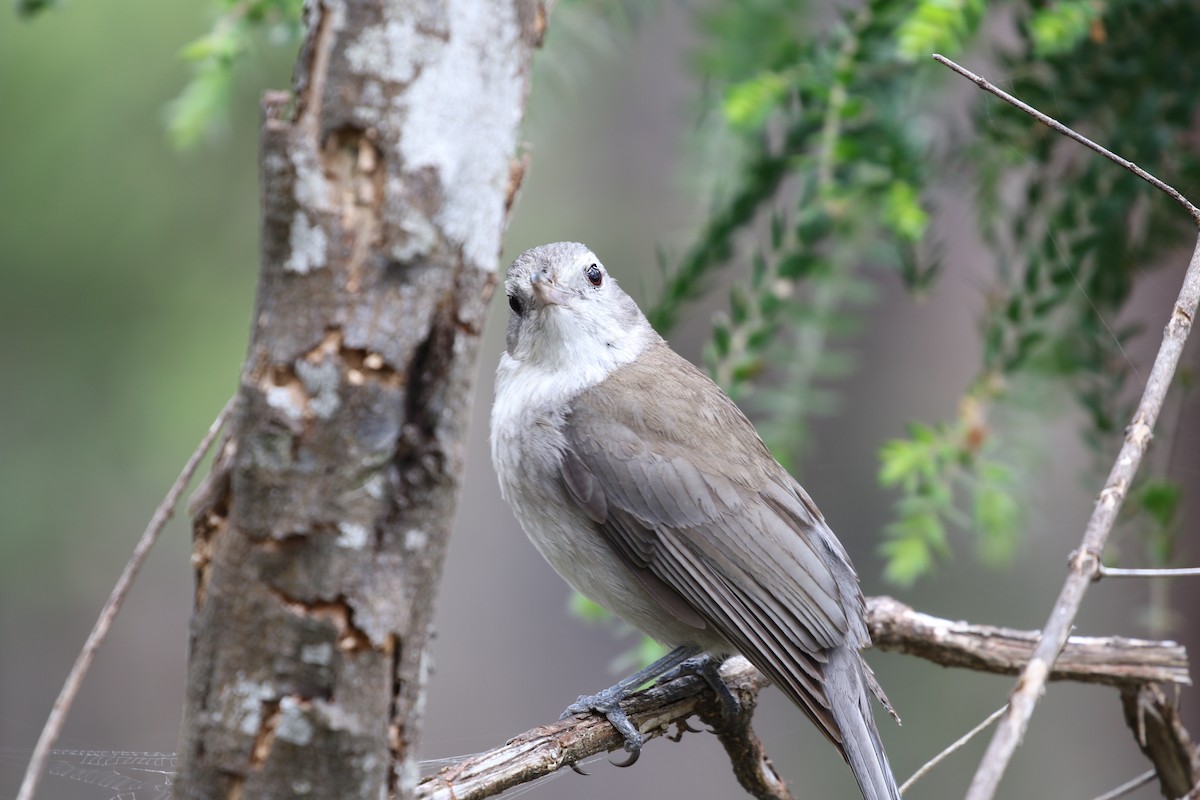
[{"left": 2, "top": 2, "right": 1198, "bottom": 799}]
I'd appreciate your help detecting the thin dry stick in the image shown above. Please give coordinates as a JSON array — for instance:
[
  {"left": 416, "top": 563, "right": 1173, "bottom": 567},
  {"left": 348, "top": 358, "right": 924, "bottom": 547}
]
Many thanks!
[
  {"left": 931, "top": 54, "right": 1200, "bottom": 224},
  {"left": 16, "top": 396, "right": 236, "bottom": 800},
  {"left": 931, "top": 53, "right": 1200, "bottom": 800},
  {"left": 899, "top": 705, "right": 1007, "bottom": 795},
  {"left": 1098, "top": 565, "right": 1200, "bottom": 579},
  {"left": 1089, "top": 769, "right": 1156, "bottom": 800}
]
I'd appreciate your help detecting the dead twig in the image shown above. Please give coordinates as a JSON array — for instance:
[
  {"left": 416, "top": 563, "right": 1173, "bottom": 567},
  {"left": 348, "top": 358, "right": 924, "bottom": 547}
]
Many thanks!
[
  {"left": 16, "top": 396, "right": 236, "bottom": 800},
  {"left": 866, "top": 596, "right": 1190, "bottom": 688}
]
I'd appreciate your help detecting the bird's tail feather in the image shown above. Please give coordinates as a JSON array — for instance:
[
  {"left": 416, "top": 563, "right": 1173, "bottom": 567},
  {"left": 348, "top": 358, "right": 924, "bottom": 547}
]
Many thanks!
[{"left": 826, "top": 646, "right": 901, "bottom": 800}]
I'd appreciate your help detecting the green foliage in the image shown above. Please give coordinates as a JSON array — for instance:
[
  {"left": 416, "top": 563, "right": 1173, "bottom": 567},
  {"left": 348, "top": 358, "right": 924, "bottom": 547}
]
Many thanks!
[
  {"left": 895, "top": 0, "right": 986, "bottom": 62},
  {"left": 655, "top": 0, "right": 947, "bottom": 474},
  {"left": 1028, "top": 0, "right": 1102, "bottom": 56},
  {"left": 657, "top": 0, "right": 1200, "bottom": 587},
  {"left": 14, "top": 0, "right": 59, "bottom": 19},
  {"left": 167, "top": 0, "right": 303, "bottom": 148}
]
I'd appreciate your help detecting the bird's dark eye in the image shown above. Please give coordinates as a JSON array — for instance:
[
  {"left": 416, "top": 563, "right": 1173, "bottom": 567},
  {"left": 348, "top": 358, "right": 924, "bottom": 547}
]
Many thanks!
[
  {"left": 508, "top": 294, "right": 524, "bottom": 316},
  {"left": 585, "top": 264, "right": 603, "bottom": 287}
]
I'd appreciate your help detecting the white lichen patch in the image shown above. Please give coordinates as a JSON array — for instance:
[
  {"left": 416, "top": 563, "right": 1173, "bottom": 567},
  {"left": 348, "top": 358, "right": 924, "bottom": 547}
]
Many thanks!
[
  {"left": 285, "top": 211, "right": 328, "bottom": 274},
  {"left": 265, "top": 382, "right": 307, "bottom": 424},
  {"left": 350, "top": 0, "right": 525, "bottom": 272},
  {"left": 295, "top": 358, "right": 341, "bottom": 418},
  {"left": 403, "top": 528, "right": 428, "bottom": 551},
  {"left": 300, "top": 642, "right": 334, "bottom": 666},
  {"left": 276, "top": 695, "right": 315, "bottom": 746},
  {"left": 218, "top": 675, "right": 275, "bottom": 737},
  {"left": 363, "top": 472, "right": 387, "bottom": 499},
  {"left": 336, "top": 521, "right": 370, "bottom": 549}
]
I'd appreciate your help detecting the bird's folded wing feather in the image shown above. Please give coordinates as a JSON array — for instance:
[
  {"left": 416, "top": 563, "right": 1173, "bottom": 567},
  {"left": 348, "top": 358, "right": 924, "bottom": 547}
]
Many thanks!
[{"left": 560, "top": 342, "right": 867, "bottom": 751}]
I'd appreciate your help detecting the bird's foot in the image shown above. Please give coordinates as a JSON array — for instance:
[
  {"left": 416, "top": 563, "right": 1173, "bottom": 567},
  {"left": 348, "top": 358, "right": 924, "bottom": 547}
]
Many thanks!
[
  {"left": 561, "top": 685, "right": 643, "bottom": 765},
  {"left": 658, "top": 655, "right": 741, "bottom": 729}
]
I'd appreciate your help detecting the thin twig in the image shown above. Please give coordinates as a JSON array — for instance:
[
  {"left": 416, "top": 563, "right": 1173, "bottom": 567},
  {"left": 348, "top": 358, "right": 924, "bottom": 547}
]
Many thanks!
[
  {"left": 963, "top": 225, "right": 1200, "bottom": 790},
  {"left": 1089, "top": 769, "right": 1156, "bottom": 800},
  {"left": 16, "top": 396, "right": 236, "bottom": 800},
  {"left": 899, "top": 705, "right": 1007, "bottom": 795},
  {"left": 1098, "top": 565, "right": 1200, "bottom": 579},
  {"left": 931, "top": 55, "right": 1200, "bottom": 223}
]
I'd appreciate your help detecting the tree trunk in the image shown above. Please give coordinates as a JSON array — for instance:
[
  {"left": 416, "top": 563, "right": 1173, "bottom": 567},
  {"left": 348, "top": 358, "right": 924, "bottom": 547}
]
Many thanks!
[{"left": 176, "top": 1, "right": 546, "bottom": 797}]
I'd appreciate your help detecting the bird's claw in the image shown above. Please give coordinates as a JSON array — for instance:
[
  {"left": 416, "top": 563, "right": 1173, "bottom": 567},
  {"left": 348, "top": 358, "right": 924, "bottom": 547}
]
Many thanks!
[
  {"left": 659, "top": 655, "right": 741, "bottom": 730},
  {"left": 560, "top": 688, "right": 644, "bottom": 760}
]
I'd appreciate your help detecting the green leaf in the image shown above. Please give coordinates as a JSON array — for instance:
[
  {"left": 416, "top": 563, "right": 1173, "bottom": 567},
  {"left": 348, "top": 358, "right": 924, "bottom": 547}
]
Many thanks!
[
  {"left": 729, "top": 284, "right": 751, "bottom": 326},
  {"left": 165, "top": 64, "right": 234, "bottom": 150},
  {"left": 973, "top": 480, "right": 1021, "bottom": 565},
  {"left": 15, "top": 0, "right": 59, "bottom": 18},
  {"left": 569, "top": 592, "right": 612, "bottom": 623},
  {"left": 882, "top": 181, "right": 930, "bottom": 243},
  {"left": 711, "top": 321, "right": 732, "bottom": 359},
  {"left": 1137, "top": 480, "right": 1182, "bottom": 530},
  {"left": 879, "top": 437, "right": 934, "bottom": 490},
  {"left": 1030, "top": 0, "right": 1101, "bottom": 57},
  {"left": 880, "top": 514, "right": 943, "bottom": 587},
  {"left": 723, "top": 71, "right": 790, "bottom": 132},
  {"left": 895, "top": 0, "right": 985, "bottom": 62}
]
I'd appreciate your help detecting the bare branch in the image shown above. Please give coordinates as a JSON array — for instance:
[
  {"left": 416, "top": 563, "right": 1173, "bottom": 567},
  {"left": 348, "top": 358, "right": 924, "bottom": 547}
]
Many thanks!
[
  {"left": 931, "top": 54, "right": 1200, "bottom": 223},
  {"left": 1090, "top": 769, "right": 1156, "bottom": 800},
  {"left": 414, "top": 600, "right": 1192, "bottom": 800},
  {"left": 1119, "top": 683, "right": 1200, "bottom": 798},
  {"left": 703, "top": 659, "right": 794, "bottom": 800},
  {"left": 16, "top": 396, "right": 236, "bottom": 800},
  {"left": 866, "top": 596, "right": 1190, "bottom": 688},
  {"left": 899, "top": 705, "right": 1007, "bottom": 795},
  {"left": 417, "top": 657, "right": 770, "bottom": 800},
  {"left": 1098, "top": 565, "right": 1200, "bottom": 579}
]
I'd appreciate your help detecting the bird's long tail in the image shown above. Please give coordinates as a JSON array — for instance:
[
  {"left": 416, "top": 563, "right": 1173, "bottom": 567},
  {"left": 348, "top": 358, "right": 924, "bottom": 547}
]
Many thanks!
[{"left": 825, "top": 646, "right": 901, "bottom": 800}]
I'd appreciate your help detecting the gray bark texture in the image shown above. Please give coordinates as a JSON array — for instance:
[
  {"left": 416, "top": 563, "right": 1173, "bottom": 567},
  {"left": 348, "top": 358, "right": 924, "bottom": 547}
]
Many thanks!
[{"left": 175, "top": 1, "right": 547, "bottom": 797}]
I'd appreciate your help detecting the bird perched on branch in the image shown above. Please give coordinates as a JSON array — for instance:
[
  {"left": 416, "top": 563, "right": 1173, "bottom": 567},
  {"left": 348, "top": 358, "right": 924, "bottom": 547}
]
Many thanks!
[{"left": 490, "top": 241, "right": 901, "bottom": 800}]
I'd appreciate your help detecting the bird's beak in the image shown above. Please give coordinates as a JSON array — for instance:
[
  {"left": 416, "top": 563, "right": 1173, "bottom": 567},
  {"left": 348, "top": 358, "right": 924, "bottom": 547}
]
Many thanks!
[{"left": 530, "top": 270, "right": 572, "bottom": 307}]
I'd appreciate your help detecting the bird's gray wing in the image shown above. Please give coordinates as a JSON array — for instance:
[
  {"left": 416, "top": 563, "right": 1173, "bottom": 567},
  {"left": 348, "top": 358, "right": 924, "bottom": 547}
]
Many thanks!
[{"left": 560, "top": 342, "right": 867, "bottom": 752}]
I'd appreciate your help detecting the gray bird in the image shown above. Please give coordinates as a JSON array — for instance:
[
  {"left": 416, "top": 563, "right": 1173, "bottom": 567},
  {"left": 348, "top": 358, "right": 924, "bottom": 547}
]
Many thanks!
[{"left": 490, "top": 242, "right": 900, "bottom": 800}]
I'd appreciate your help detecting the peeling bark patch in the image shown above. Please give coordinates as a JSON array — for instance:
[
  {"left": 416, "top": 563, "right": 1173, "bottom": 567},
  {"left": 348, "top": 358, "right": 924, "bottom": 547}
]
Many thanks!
[
  {"left": 387, "top": 634, "right": 404, "bottom": 796},
  {"left": 285, "top": 211, "right": 328, "bottom": 273},
  {"left": 250, "top": 700, "right": 281, "bottom": 765},
  {"left": 293, "top": 0, "right": 336, "bottom": 132},
  {"left": 321, "top": 128, "right": 384, "bottom": 293},
  {"left": 272, "top": 588, "right": 373, "bottom": 653}
]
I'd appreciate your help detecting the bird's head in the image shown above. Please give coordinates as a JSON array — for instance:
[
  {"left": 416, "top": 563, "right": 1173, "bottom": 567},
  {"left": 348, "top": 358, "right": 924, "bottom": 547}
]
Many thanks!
[{"left": 502, "top": 242, "right": 655, "bottom": 373}]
